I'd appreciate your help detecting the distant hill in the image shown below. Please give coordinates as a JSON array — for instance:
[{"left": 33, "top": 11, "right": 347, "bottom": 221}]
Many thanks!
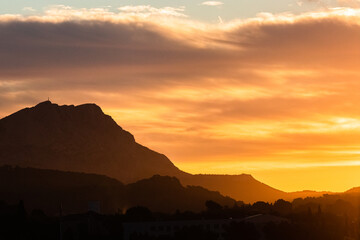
[
  {"left": 125, "top": 175, "right": 235, "bottom": 212},
  {"left": 286, "top": 190, "right": 333, "bottom": 200},
  {"left": 0, "top": 165, "right": 125, "bottom": 214},
  {"left": 345, "top": 187, "right": 360, "bottom": 194},
  {"left": 180, "top": 174, "right": 285, "bottom": 203},
  {"left": 0, "top": 101, "right": 323, "bottom": 203},
  {"left": 0, "top": 165, "right": 235, "bottom": 215}
]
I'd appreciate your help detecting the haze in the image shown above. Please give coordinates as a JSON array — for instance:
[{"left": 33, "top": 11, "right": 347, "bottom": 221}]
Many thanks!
[{"left": 1, "top": 0, "right": 360, "bottom": 192}]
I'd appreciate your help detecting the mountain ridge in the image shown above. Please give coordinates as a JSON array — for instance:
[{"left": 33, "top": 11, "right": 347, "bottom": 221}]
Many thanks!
[{"left": 0, "top": 101, "right": 330, "bottom": 203}]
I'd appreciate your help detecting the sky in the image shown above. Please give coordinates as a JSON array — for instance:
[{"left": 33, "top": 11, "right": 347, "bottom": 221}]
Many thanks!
[{"left": 1, "top": 0, "right": 360, "bottom": 192}]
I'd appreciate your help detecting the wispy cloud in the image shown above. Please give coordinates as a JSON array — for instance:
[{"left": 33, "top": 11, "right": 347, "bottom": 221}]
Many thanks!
[
  {"left": 201, "top": 1, "right": 224, "bottom": 6},
  {"left": 118, "top": 5, "right": 187, "bottom": 18},
  {"left": 22, "top": 7, "right": 36, "bottom": 12}
]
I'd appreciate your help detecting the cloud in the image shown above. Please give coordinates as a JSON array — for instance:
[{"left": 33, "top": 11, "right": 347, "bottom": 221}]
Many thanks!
[
  {"left": 295, "top": 0, "right": 333, "bottom": 8},
  {"left": 4, "top": 5, "right": 187, "bottom": 23},
  {"left": 118, "top": 5, "right": 187, "bottom": 18},
  {"left": 22, "top": 7, "right": 36, "bottom": 12},
  {"left": 218, "top": 16, "right": 223, "bottom": 23},
  {"left": 201, "top": 1, "right": 224, "bottom": 6}
]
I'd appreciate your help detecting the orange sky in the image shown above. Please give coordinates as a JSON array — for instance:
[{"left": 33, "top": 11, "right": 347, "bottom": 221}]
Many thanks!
[{"left": 1, "top": 6, "right": 360, "bottom": 192}]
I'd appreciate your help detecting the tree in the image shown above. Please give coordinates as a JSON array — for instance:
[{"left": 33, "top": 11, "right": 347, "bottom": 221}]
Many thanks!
[
  {"left": 273, "top": 199, "right": 292, "bottom": 215},
  {"left": 205, "top": 200, "right": 223, "bottom": 212},
  {"left": 125, "top": 206, "right": 153, "bottom": 221}
]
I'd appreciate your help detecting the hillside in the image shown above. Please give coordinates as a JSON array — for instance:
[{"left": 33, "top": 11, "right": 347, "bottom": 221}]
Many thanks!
[
  {"left": 181, "top": 174, "right": 286, "bottom": 203},
  {"left": 0, "top": 165, "right": 235, "bottom": 214},
  {"left": 346, "top": 187, "right": 360, "bottom": 194}
]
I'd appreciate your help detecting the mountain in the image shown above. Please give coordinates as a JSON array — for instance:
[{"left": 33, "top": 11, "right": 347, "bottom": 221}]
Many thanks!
[
  {"left": 0, "top": 101, "right": 285, "bottom": 203},
  {"left": 0, "top": 101, "right": 182, "bottom": 183},
  {"left": 0, "top": 165, "right": 235, "bottom": 214}
]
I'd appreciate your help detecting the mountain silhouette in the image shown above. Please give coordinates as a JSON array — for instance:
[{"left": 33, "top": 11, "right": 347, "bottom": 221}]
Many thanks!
[
  {"left": 0, "top": 101, "right": 181, "bottom": 183},
  {"left": 0, "top": 165, "right": 235, "bottom": 214},
  {"left": 0, "top": 101, "right": 288, "bottom": 202}
]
